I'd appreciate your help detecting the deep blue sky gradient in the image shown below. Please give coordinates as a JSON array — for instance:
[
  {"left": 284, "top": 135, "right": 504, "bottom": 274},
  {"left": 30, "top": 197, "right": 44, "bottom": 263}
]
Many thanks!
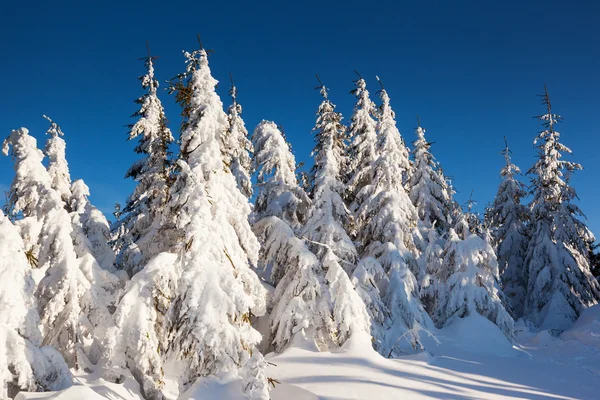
[{"left": 1, "top": 0, "right": 599, "bottom": 235}]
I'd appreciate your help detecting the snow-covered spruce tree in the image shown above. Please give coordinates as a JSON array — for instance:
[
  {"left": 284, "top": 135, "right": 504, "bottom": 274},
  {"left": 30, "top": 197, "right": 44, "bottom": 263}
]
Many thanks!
[
  {"left": 254, "top": 214, "right": 324, "bottom": 351},
  {"left": 302, "top": 80, "right": 357, "bottom": 273},
  {"left": 488, "top": 139, "right": 529, "bottom": 317},
  {"left": 408, "top": 121, "right": 452, "bottom": 235},
  {"left": 354, "top": 84, "right": 430, "bottom": 356},
  {"left": 346, "top": 73, "right": 378, "bottom": 218},
  {"left": 42, "top": 117, "right": 116, "bottom": 272},
  {"left": 115, "top": 47, "right": 174, "bottom": 276},
  {"left": 524, "top": 87, "right": 600, "bottom": 330},
  {"left": 0, "top": 210, "right": 71, "bottom": 398},
  {"left": 69, "top": 179, "right": 116, "bottom": 272},
  {"left": 251, "top": 120, "right": 311, "bottom": 286},
  {"left": 251, "top": 120, "right": 309, "bottom": 232},
  {"left": 43, "top": 116, "right": 72, "bottom": 207},
  {"left": 3, "top": 128, "right": 117, "bottom": 369},
  {"left": 355, "top": 83, "right": 418, "bottom": 263},
  {"left": 299, "top": 79, "right": 369, "bottom": 347},
  {"left": 225, "top": 74, "right": 253, "bottom": 198},
  {"left": 116, "top": 45, "right": 268, "bottom": 399},
  {"left": 433, "top": 214, "right": 514, "bottom": 337},
  {"left": 249, "top": 104, "right": 326, "bottom": 352}
]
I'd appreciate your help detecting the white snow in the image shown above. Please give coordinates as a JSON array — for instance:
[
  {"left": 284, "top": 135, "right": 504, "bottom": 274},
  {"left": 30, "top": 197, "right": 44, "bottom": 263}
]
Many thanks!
[
  {"left": 265, "top": 315, "right": 599, "bottom": 400},
  {"left": 560, "top": 304, "right": 600, "bottom": 349},
  {"left": 15, "top": 369, "right": 143, "bottom": 400}
]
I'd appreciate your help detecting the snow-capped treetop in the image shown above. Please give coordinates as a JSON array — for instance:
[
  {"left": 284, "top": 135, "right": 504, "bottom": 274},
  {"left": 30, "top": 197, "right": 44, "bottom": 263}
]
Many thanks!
[
  {"left": 70, "top": 179, "right": 116, "bottom": 271},
  {"left": 491, "top": 140, "right": 529, "bottom": 231},
  {"left": 528, "top": 104, "right": 579, "bottom": 223},
  {"left": 178, "top": 48, "right": 222, "bottom": 167},
  {"left": 463, "top": 192, "right": 483, "bottom": 237},
  {"left": 309, "top": 82, "right": 346, "bottom": 196},
  {"left": 375, "top": 85, "right": 411, "bottom": 185},
  {"left": 3, "top": 128, "right": 54, "bottom": 218},
  {"left": 225, "top": 76, "right": 253, "bottom": 198},
  {"left": 252, "top": 120, "right": 309, "bottom": 228},
  {"left": 115, "top": 51, "right": 174, "bottom": 275},
  {"left": 43, "top": 115, "right": 72, "bottom": 205},
  {"left": 347, "top": 76, "right": 378, "bottom": 200},
  {"left": 253, "top": 121, "right": 298, "bottom": 190},
  {"left": 125, "top": 54, "right": 173, "bottom": 213},
  {"left": 490, "top": 139, "right": 528, "bottom": 235},
  {"left": 409, "top": 123, "right": 452, "bottom": 233}
]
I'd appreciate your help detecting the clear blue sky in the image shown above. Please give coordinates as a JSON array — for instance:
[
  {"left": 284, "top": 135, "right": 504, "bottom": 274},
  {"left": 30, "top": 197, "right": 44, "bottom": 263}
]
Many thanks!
[{"left": 1, "top": 1, "right": 599, "bottom": 235}]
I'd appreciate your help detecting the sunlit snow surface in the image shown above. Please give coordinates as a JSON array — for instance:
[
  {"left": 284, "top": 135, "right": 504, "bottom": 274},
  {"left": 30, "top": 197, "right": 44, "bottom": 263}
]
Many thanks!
[{"left": 16, "top": 306, "right": 600, "bottom": 400}]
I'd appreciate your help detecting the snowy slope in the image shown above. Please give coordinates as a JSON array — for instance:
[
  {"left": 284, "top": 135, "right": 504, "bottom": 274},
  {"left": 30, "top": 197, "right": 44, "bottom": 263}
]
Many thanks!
[
  {"left": 15, "top": 369, "right": 144, "bottom": 400},
  {"left": 14, "top": 312, "right": 600, "bottom": 400},
  {"left": 266, "top": 315, "right": 599, "bottom": 400}
]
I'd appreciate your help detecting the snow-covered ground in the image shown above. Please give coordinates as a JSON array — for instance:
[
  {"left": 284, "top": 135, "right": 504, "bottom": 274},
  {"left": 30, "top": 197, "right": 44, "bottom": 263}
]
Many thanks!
[{"left": 15, "top": 306, "right": 600, "bottom": 400}]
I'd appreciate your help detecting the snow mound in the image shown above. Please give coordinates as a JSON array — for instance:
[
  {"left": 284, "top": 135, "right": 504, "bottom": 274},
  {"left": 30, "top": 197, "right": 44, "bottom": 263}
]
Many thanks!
[
  {"left": 15, "top": 370, "right": 144, "bottom": 400},
  {"left": 561, "top": 304, "right": 600, "bottom": 349},
  {"left": 179, "top": 373, "right": 243, "bottom": 400},
  {"left": 338, "top": 331, "right": 373, "bottom": 353},
  {"left": 15, "top": 386, "right": 106, "bottom": 400},
  {"left": 435, "top": 314, "right": 516, "bottom": 357}
]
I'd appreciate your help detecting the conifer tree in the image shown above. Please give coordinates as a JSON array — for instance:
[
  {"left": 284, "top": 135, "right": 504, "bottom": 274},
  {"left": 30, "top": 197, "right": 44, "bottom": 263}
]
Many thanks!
[
  {"left": 225, "top": 74, "right": 253, "bottom": 198},
  {"left": 252, "top": 120, "right": 309, "bottom": 231},
  {"left": 251, "top": 120, "right": 310, "bottom": 286},
  {"left": 112, "top": 42, "right": 268, "bottom": 399},
  {"left": 250, "top": 115, "right": 329, "bottom": 353},
  {"left": 300, "top": 78, "right": 369, "bottom": 348},
  {"left": 169, "top": 44, "right": 267, "bottom": 398},
  {"left": 524, "top": 86, "right": 600, "bottom": 330},
  {"left": 409, "top": 121, "right": 453, "bottom": 234},
  {"left": 488, "top": 139, "right": 529, "bottom": 316},
  {"left": 434, "top": 215, "right": 514, "bottom": 337},
  {"left": 42, "top": 117, "right": 116, "bottom": 272},
  {"left": 115, "top": 43, "right": 174, "bottom": 276},
  {"left": 302, "top": 78, "right": 356, "bottom": 273},
  {"left": 355, "top": 83, "right": 418, "bottom": 261},
  {"left": 3, "top": 128, "right": 117, "bottom": 369},
  {"left": 69, "top": 179, "right": 116, "bottom": 272},
  {"left": 0, "top": 210, "right": 72, "bottom": 398},
  {"left": 353, "top": 83, "right": 429, "bottom": 356},
  {"left": 43, "top": 116, "right": 72, "bottom": 207},
  {"left": 346, "top": 72, "right": 378, "bottom": 217},
  {"left": 463, "top": 191, "right": 483, "bottom": 236}
]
